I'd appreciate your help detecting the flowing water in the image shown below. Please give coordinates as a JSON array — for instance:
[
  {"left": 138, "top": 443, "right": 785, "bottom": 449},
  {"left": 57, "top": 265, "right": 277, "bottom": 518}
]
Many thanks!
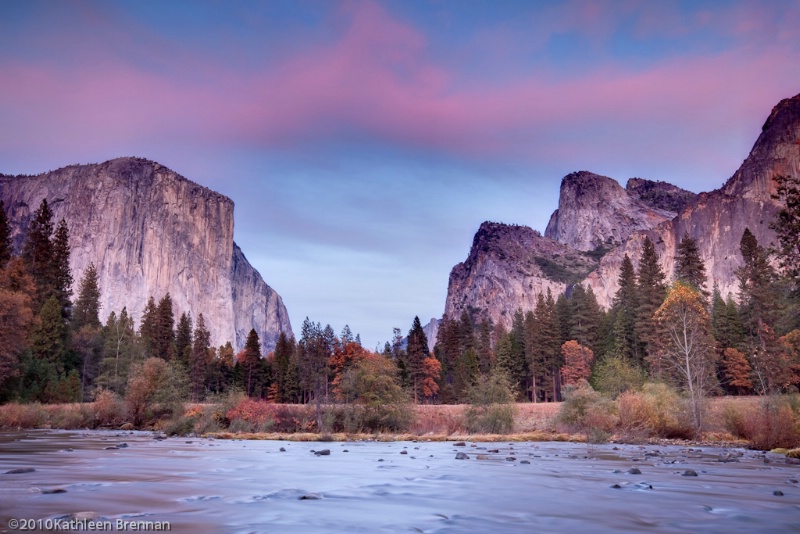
[{"left": 1, "top": 431, "right": 799, "bottom": 533}]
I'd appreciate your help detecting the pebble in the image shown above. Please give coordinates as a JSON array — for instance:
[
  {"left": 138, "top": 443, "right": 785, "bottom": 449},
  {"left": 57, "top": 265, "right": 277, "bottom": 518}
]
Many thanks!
[
  {"left": 42, "top": 488, "right": 67, "bottom": 494},
  {"left": 400, "top": 450, "right": 408, "bottom": 455},
  {"left": 520, "top": 460, "right": 530, "bottom": 465},
  {"left": 773, "top": 490, "right": 784, "bottom": 496},
  {"left": 299, "top": 493, "right": 323, "bottom": 500},
  {"left": 682, "top": 470, "right": 699, "bottom": 477},
  {"left": 279, "top": 447, "right": 286, "bottom": 452},
  {"left": 455, "top": 452, "right": 469, "bottom": 460},
  {"left": 627, "top": 468, "right": 642, "bottom": 475},
  {"left": 454, "top": 442, "right": 466, "bottom": 447},
  {"left": 5, "top": 468, "right": 36, "bottom": 474},
  {"left": 314, "top": 449, "right": 331, "bottom": 456}
]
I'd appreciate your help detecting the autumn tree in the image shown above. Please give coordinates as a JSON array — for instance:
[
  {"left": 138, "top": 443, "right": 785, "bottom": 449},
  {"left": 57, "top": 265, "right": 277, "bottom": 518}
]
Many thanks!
[
  {"left": 0, "top": 258, "right": 36, "bottom": 398},
  {"left": 720, "top": 348, "right": 753, "bottom": 395},
  {"left": 420, "top": 354, "right": 442, "bottom": 400},
  {"left": 649, "top": 282, "right": 717, "bottom": 433},
  {"left": 560, "top": 340, "right": 594, "bottom": 386}
]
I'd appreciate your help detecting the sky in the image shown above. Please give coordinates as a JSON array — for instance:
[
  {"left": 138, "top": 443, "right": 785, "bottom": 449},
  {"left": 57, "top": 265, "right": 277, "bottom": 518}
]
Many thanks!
[{"left": 1, "top": 0, "right": 799, "bottom": 350}]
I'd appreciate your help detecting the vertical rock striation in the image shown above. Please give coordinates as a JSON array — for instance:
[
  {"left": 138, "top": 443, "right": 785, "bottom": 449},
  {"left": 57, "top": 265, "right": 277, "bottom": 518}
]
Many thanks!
[{"left": 0, "top": 157, "right": 292, "bottom": 352}]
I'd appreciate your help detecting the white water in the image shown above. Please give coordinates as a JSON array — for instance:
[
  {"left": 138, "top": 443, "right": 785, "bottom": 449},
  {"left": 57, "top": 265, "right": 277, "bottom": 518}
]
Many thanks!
[{"left": 1, "top": 431, "right": 799, "bottom": 533}]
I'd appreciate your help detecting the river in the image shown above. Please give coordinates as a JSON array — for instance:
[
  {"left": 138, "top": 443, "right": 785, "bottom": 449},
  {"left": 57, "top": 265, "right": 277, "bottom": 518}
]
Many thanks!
[{"left": 1, "top": 431, "right": 798, "bottom": 533}]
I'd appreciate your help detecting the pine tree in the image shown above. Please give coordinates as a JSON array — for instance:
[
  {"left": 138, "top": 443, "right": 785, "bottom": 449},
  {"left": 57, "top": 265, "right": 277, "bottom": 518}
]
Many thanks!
[
  {"left": 139, "top": 297, "right": 159, "bottom": 359},
  {"left": 636, "top": 236, "right": 667, "bottom": 359},
  {"left": 97, "top": 307, "right": 140, "bottom": 394},
  {"left": 406, "top": 316, "right": 431, "bottom": 403},
  {"left": 0, "top": 199, "right": 12, "bottom": 268},
  {"left": 155, "top": 294, "right": 175, "bottom": 360},
  {"left": 675, "top": 233, "right": 707, "bottom": 295},
  {"left": 272, "top": 331, "right": 294, "bottom": 402},
  {"left": 22, "top": 199, "right": 55, "bottom": 309},
  {"left": 51, "top": 219, "right": 72, "bottom": 319},
  {"left": 175, "top": 312, "right": 193, "bottom": 366},
  {"left": 612, "top": 254, "right": 639, "bottom": 363},
  {"left": 242, "top": 328, "right": 261, "bottom": 397},
  {"left": 190, "top": 314, "right": 210, "bottom": 402},
  {"left": 72, "top": 263, "right": 101, "bottom": 330},
  {"left": 569, "top": 285, "right": 601, "bottom": 354},
  {"left": 30, "top": 295, "right": 67, "bottom": 389}
]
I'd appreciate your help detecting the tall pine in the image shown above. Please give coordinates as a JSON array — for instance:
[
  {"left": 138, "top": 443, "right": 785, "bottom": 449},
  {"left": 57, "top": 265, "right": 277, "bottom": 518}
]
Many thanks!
[
  {"left": 675, "top": 233, "right": 707, "bottom": 295},
  {"left": 22, "top": 199, "right": 55, "bottom": 309},
  {"left": 72, "top": 263, "right": 101, "bottom": 330},
  {"left": 636, "top": 236, "right": 667, "bottom": 358}
]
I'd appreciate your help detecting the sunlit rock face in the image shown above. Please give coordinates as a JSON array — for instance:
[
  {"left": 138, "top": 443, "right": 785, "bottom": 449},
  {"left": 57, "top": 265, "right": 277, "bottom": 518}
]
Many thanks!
[
  {"left": 444, "top": 222, "right": 596, "bottom": 331},
  {"left": 587, "top": 93, "right": 800, "bottom": 307},
  {"left": 446, "top": 93, "right": 800, "bottom": 317},
  {"left": 544, "top": 171, "right": 684, "bottom": 253},
  {"left": 0, "top": 157, "right": 292, "bottom": 352}
]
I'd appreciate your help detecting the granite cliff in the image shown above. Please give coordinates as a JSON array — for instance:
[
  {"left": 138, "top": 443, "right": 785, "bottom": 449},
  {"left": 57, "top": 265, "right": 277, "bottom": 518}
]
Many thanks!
[
  {"left": 445, "top": 92, "right": 800, "bottom": 320},
  {"left": 444, "top": 222, "right": 597, "bottom": 331},
  {"left": 0, "top": 157, "right": 292, "bottom": 352}
]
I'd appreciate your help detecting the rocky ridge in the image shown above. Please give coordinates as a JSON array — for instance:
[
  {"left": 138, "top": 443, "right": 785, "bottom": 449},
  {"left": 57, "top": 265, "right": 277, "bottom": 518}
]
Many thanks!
[
  {"left": 445, "top": 92, "right": 800, "bottom": 319},
  {"left": 0, "top": 157, "right": 292, "bottom": 352}
]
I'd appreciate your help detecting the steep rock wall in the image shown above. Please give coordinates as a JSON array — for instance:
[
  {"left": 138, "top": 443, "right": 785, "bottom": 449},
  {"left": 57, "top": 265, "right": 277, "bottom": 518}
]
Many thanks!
[{"left": 0, "top": 157, "right": 292, "bottom": 352}]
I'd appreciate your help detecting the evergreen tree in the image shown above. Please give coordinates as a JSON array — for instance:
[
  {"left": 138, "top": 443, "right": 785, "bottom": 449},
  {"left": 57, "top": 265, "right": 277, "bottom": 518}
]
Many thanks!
[
  {"left": 139, "top": 297, "right": 159, "bottom": 359},
  {"left": 271, "top": 331, "right": 294, "bottom": 402},
  {"left": 242, "top": 328, "right": 261, "bottom": 396},
  {"left": 72, "top": 263, "right": 101, "bottom": 330},
  {"left": 190, "top": 314, "right": 210, "bottom": 402},
  {"left": 155, "top": 293, "right": 175, "bottom": 360},
  {"left": 51, "top": 218, "right": 72, "bottom": 319},
  {"left": 611, "top": 254, "right": 639, "bottom": 363},
  {"left": 528, "top": 293, "right": 561, "bottom": 401},
  {"left": 31, "top": 295, "right": 66, "bottom": 373},
  {"left": 21, "top": 198, "right": 55, "bottom": 309},
  {"left": 636, "top": 236, "right": 667, "bottom": 358},
  {"left": 674, "top": 233, "right": 707, "bottom": 295},
  {"left": 406, "top": 316, "right": 430, "bottom": 403},
  {"left": 175, "top": 312, "right": 193, "bottom": 366},
  {"left": 476, "top": 318, "right": 493, "bottom": 374},
  {"left": 0, "top": 199, "right": 11, "bottom": 268},
  {"left": 569, "top": 285, "right": 601, "bottom": 354}
]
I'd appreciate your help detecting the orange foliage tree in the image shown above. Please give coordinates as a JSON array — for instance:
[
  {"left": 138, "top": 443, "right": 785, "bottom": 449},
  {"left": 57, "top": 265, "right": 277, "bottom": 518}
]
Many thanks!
[
  {"left": 328, "top": 341, "right": 371, "bottom": 400},
  {"left": 560, "top": 340, "right": 594, "bottom": 386},
  {"left": 720, "top": 347, "right": 752, "bottom": 395},
  {"left": 420, "top": 356, "right": 442, "bottom": 400}
]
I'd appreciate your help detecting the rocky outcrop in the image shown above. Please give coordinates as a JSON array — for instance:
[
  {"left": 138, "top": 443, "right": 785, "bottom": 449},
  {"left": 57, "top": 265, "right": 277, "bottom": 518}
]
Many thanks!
[
  {"left": 626, "top": 178, "right": 697, "bottom": 214},
  {"left": 587, "top": 93, "right": 800, "bottom": 306},
  {"left": 444, "top": 222, "right": 597, "bottom": 330},
  {"left": 445, "top": 92, "right": 800, "bottom": 319},
  {"left": 0, "top": 157, "right": 292, "bottom": 351},
  {"left": 422, "top": 318, "right": 440, "bottom": 352},
  {"left": 545, "top": 171, "right": 679, "bottom": 252}
]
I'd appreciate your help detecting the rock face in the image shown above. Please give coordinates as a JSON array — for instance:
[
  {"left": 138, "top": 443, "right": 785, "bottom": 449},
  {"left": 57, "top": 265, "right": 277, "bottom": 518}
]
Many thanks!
[
  {"left": 443, "top": 222, "right": 597, "bottom": 331},
  {"left": 587, "top": 93, "right": 800, "bottom": 306},
  {"left": 445, "top": 92, "right": 800, "bottom": 318},
  {"left": 0, "top": 157, "right": 292, "bottom": 351},
  {"left": 544, "top": 171, "right": 683, "bottom": 252}
]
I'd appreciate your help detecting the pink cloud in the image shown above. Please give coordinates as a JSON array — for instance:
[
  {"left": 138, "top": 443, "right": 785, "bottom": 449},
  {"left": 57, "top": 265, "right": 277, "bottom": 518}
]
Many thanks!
[{"left": 1, "top": 0, "right": 798, "bottom": 171}]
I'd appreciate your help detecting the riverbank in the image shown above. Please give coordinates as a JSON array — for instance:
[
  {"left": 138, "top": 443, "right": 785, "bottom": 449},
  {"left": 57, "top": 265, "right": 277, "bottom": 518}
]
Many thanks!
[{"left": 1, "top": 394, "right": 798, "bottom": 453}]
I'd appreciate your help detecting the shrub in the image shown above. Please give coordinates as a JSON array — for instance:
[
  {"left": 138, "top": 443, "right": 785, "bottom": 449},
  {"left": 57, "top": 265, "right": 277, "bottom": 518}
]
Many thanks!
[
  {"left": 46, "top": 404, "right": 92, "bottom": 429},
  {"left": 225, "top": 397, "right": 275, "bottom": 433},
  {"left": 556, "top": 381, "right": 617, "bottom": 434},
  {"left": 617, "top": 383, "right": 693, "bottom": 439},
  {"left": 591, "top": 355, "right": 646, "bottom": 398},
  {"left": 92, "top": 388, "right": 127, "bottom": 427},
  {"left": 125, "top": 358, "right": 189, "bottom": 426},
  {"left": 463, "top": 371, "right": 517, "bottom": 434},
  {"left": 745, "top": 395, "right": 800, "bottom": 450},
  {"left": 0, "top": 402, "right": 49, "bottom": 429},
  {"left": 337, "top": 355, "right": 412, "bottom": 432}
]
